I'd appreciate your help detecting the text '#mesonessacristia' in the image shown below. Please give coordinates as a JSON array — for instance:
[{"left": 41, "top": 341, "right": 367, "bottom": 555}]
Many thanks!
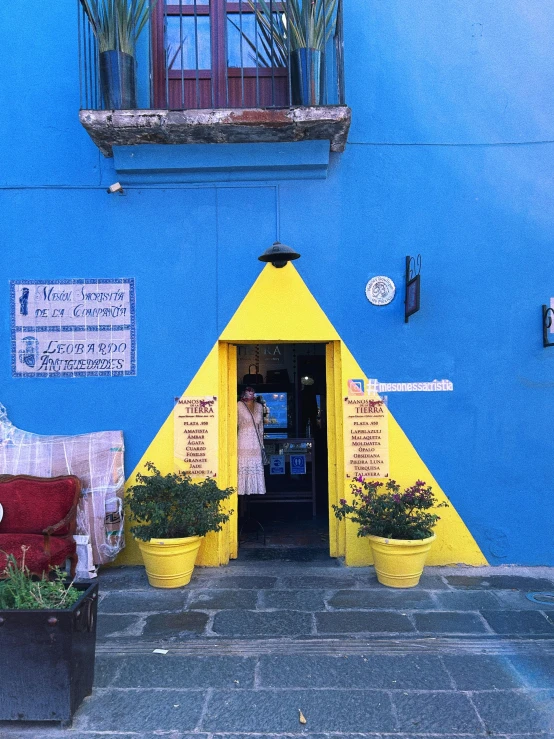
[{"left": 367, "top": 379, "right": 454, "bottom": 392}]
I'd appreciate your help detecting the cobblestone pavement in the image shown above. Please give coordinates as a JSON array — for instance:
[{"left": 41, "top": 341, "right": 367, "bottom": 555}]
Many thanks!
[{"left": 2, "top": 559, "right": 554, "bottom": 738}]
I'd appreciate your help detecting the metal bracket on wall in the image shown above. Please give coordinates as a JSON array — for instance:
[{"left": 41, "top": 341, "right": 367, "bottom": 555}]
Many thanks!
[
  {"left": 542, "top": 305, "right": 554, "bottom": 347},
  {"left": 405, "top": 255, "right": 422, "bottom": 323}
]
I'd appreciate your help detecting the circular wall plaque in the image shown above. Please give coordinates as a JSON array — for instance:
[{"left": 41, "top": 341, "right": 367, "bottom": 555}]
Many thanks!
[{"left": 365, "top": 276, "right": 396, "bottom": 306}]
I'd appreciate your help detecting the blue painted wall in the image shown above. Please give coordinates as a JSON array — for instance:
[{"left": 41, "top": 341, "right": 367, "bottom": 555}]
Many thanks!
[{"left": 0, "top": 1, "right": 553, "bottom": 564}]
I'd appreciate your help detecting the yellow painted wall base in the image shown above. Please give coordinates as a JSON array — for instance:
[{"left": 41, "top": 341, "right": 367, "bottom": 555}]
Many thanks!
[
  {"left": 114, "top": 264, "right": 487, "bottom": 569},
  {"left": 338, "top": 344, "right": 487, "bottom": 567},
  {"left": 117, "top": 345, "right": 230, "bottom": 568}
]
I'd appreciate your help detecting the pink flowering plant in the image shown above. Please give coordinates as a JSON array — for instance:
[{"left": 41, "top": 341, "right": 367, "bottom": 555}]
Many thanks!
[{"left": 333, "top": 478, "right": 448, "bottom": 541}]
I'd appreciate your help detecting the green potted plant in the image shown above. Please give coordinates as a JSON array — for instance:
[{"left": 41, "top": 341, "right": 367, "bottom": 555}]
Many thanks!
[
  {"left": 0, "top": 549, "right": 98, "bottom": 725},
  {"left": 333, "top": 478, "right": 448, "bottom": 588},
  {"left": 128, "top": 462, "right": 233, "bottom": 588},
  {"left": 234, "top": 0, "right": 338, "bottom": 105},
  {"left": 79, "top": 0, "right": 156, "bottom": 109}
]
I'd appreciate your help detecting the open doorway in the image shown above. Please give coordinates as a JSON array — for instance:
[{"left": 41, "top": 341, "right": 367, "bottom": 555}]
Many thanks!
[{"left": 236, "top": 343, "right": 329, "bottom": 558}]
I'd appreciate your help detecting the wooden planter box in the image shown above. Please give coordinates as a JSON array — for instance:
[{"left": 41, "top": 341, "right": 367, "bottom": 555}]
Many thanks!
[{"left": 0, "top": 581, "right": 98, "bottom": 726}]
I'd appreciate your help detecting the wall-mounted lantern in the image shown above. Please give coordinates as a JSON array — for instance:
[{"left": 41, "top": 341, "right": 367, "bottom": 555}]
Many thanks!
[
  {"left": 405, "top": 255, "right": 421, "bottom": 323},
  {"left": 542, "top": 305, "right": 554, "bottom": 347}
]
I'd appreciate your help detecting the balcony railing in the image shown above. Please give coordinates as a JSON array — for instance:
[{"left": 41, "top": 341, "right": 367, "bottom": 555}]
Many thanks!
[{"left": 78, "top": 0, "right": 345, "bottom": 112}]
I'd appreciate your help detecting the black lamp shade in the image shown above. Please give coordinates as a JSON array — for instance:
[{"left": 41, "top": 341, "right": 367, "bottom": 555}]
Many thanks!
[{"left": 258, "top": 241, "right": 301, "bottom": 268}]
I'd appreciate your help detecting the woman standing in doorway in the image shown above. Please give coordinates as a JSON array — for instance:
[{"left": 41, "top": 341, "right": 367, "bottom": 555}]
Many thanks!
[{"left": 237, "top": 387, "right": 266, "bottom": 495}]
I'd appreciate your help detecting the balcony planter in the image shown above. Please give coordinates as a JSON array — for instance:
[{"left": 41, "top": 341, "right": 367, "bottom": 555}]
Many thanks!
[
  {"left": 99, "top": 50, "right": 137, "bottom": 109},
  {"left": 0, "top": 581, "right": 98, "bottom": 726},
  {"left": 79, "top": 0, "right": 155, "bottom": 110},
  {"left": 237, "top": 0, "right": 336, "bottom": 107},
  {"left": 291, "top": 49, "right": 323, "bottom": 106}
]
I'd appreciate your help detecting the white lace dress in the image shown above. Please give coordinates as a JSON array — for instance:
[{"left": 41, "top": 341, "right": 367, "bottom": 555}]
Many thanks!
[{"left": 237, "top": 401, "right": 266, "bottom": 495}]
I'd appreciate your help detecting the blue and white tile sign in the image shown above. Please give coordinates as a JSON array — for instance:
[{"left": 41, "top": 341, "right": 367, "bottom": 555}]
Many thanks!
[{"left": 10, "top": 279, "right": 136, "bottom": 377}]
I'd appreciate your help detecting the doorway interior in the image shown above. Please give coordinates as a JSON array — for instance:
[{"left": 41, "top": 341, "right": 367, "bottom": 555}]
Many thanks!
[{"left": 237, "top": 343, "right": 329, "bottom": 558}]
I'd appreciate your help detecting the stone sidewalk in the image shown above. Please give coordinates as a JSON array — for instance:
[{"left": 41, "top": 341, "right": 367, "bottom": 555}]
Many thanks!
[{"left": 2, "top": 559, "right": 554, "bottom": 738}]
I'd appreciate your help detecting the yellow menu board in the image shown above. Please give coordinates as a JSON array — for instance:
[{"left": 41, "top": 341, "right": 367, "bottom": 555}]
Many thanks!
[
  {"left": 174, "top": 396, "right": 218, "bottom": 479},
  {"left": 344, "top": 396, "right": 389, "bottom": 479}
]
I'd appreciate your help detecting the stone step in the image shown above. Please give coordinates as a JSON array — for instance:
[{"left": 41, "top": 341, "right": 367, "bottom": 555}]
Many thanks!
[{"left": 95, "top": 635, "right": 554, "bottom": 656}]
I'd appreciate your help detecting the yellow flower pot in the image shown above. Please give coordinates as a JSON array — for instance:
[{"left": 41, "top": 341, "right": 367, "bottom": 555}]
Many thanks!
[
  {"left": 137, "top": 535, "right": 203, "bottom": 588},
  {"left": 367, "top": 533, "right": 436, "bottom": 588}
]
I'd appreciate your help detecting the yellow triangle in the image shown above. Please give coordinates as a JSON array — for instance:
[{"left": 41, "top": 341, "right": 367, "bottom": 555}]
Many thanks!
[
  {"left": 116, "top": 264, "right": 487, "bottom": 568},
  {"left": 339, "top": 344, "right": 486, "bottom": 566},
  {"left": 220, "top": 262, "right": 340, "bottom": 342}
]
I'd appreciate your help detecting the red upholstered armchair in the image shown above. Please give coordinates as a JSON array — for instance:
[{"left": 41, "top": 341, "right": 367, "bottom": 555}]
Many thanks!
[{"left": 0, "top": 475, "right": 81, "bottom": 577}]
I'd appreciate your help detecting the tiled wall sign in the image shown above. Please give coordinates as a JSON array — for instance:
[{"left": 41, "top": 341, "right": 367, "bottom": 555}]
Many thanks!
[{"left": 10, "top": 279, "right": 136, "bottom": 377}]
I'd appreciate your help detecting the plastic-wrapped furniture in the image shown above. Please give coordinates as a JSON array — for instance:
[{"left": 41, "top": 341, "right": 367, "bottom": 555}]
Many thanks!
[
  {"left": 0, "top": 404, "right": 126, "bottom": 568},
  {"left": 0, "top": 475, "right": 81, "bottom": 577}
]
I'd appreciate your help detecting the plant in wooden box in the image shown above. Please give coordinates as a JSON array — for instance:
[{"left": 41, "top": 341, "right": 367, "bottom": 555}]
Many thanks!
[
  {"left": 232, "top": 0, "right": 338, "bottom": 105},
  {"left": 0, "top": 549, "right": 98, "bottom": 726},
  {"left": 129, "top": 462, "right": 234, "bottom": 588},
  {"left": 79, "top": 0, "right": 157, "bottom": 109},
  {"left": 333, "top": 479, "right": 448, "bottom": 588}
]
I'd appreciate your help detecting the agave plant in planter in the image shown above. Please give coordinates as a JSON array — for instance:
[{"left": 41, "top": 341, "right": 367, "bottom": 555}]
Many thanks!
[
  {"left": 128, "top": 462, "right": 234, "bottom": 588},
  {"left": 234, "top": 0, "right": 338, "bottom": 106},
  {"left": 333, "top": 479, "right": 449, "bottom": 588},
  {"left": 80, "top": 0, "right": 156, "bottom": 109}
]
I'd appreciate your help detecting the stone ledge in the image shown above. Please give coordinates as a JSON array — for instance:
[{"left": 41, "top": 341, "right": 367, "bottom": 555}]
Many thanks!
[{"left": 79, "top": 106, "right": 351, "bottom": 157}]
